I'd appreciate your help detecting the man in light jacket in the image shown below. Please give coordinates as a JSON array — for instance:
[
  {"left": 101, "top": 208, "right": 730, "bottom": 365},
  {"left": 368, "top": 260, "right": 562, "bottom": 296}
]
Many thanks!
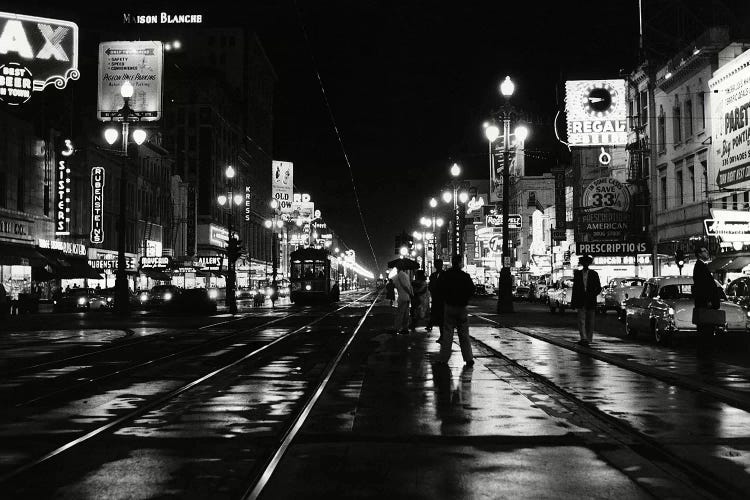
[{"left": 391, "top": 262, "right": 413, "bottom": 334}]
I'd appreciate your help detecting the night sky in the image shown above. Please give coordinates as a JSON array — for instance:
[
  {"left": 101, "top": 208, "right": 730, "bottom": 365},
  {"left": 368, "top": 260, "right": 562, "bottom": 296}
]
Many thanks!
[{"left": 5, "top": 0, "right": 749, "bottom": 274}]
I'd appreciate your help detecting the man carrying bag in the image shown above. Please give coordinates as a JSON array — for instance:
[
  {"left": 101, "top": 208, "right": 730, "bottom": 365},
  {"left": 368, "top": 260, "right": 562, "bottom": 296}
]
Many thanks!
[{"left": 692, "top": 246, "right": 724, "bottom": 342}]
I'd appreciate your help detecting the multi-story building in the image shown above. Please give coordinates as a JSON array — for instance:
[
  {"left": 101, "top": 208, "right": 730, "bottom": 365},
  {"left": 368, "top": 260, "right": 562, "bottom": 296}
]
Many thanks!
[{"left": 508, "top": 174, "right": 555, "bottom": 279}]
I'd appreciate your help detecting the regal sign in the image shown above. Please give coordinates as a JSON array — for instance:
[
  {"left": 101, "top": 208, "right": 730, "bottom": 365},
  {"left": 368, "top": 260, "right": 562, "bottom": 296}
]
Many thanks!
[
  {"left": 0, "top": 12, "right": 79, "bottom": 105},
  {"left": 90, "top": 167, "right": 105, "bottom": 244},
  {"left": 565, "top": 80, "right": 628, "bottom": 146}
]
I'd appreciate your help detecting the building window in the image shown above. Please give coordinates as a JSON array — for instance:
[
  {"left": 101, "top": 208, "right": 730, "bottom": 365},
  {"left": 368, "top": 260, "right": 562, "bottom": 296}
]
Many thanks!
[
  {"left": 675, "top": 169, "right": 683, "bottom": 206},
  {"left": 688, "top": 165, "right": 695, "bottom": 202},
  {"left": 527, "top": 191, "right": 536, "bottom": 207},
  {"left": 745, "top": 191, "right": 750, "bottom": 209},
  {"left": 658, "top": 106, "right": 666, "bottom": 153},
  {"left": 733, "top": 193, "right": 739, "bottom": 211},
  {"left": 722, "top": 196, "right": 728, "bottom": 209},
  {"left": 660, "top": 171, "right": 668, "bottom": 210},
  {"left": 672, "top": 97, "right": 682, "bottom": 144},
  {"left": 640, "top": 90, "right": 648, "bottom": 126},
  {"left": 697, "top": 87, "right": 706, "bottom": 130},
  {"left": 684, "top": 96, "right": 693, "bottom": 137}
]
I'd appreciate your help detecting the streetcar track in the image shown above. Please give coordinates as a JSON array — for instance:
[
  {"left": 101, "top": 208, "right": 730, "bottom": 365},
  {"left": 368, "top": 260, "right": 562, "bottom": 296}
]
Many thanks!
[
  {"left": 0, "top": 292, "right": 376, "bottom": 484},
  {"left": 469, "top": 314, "right": 745, "bottom": 500},
  {"left": 471, "top": 312, "right": 750, "bottom": 412}
]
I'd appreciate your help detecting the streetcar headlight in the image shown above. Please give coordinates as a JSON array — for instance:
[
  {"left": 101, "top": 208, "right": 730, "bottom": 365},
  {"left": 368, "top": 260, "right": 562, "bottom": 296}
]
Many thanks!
[
  {"left": 107, "top": 297, "right": 112, "bottom": 303},
  {"left": 305, "top": 285, "right": 312, "bottom": 291},
  {"left": 164, "top": 292, "right": 172, "bottom": 301},
  {"left": 208, "top": 289, "right": 218, "bottom": 299},
  {"left": 77, "top": 297, "right": 87, "bottom": 305}
]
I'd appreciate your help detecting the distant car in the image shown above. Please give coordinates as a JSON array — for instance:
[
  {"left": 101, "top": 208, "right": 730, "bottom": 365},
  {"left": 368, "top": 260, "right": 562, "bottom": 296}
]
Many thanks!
[
  {"left": 533, "top": 283, "right": 548, "bottom": 303},
  {"left": 53, "top": 288, "right": 97, "bottom": 312},
  {"left": 163, "top": 288, "right": 217, "bottom": 315},
  {"left": 475, "top": 283, "right": 488, "bottom": 296},
  {"left": 513, "top": 285, "right": 531, "bottom": 301},
  {"left": 140, "top": 284, "right": 182, "bottom": 308},
  {"left": 547, "top": 279, "right": 573, "bottom": 313},
  {"left": 624, "top": 275, "right": 750, "bottom": 344},
  {"left": 602, "top": 277, "right": 646, "bottom": 319}
]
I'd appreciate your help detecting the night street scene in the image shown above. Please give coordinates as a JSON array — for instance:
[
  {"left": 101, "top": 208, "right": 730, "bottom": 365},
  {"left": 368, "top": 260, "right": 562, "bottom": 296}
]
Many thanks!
[{"left": 4, "top": 1, "right": 750, "bottom": 498}]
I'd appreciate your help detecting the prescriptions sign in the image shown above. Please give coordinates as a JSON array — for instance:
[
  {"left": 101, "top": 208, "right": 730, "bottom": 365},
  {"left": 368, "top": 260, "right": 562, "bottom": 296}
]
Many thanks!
[
  {"left": 0, "top": 12, "right": 79, "bottom": 105},
  {"left": 97, "top": 40, "right": 163, "bottom": 121},
  {"left": 709, "top": 48, "right": 750, "bottom": 192},
  {"left": 272, "top": 160, "right": 293, "bottom": 213},
  {"left": 565, "top": 79, "right": 627, "bottom": 146}
]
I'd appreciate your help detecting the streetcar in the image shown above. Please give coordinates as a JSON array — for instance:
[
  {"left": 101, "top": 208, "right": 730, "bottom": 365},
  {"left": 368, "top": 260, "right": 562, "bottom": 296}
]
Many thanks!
[{"left": 289, "top": 248, "right": 340, "bottom": 303}]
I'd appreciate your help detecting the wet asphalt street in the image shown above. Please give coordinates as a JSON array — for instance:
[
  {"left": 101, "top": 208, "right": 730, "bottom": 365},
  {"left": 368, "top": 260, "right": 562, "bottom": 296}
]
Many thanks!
[{"left": 1, "top": 294, "right": 749, "bottom": 499}]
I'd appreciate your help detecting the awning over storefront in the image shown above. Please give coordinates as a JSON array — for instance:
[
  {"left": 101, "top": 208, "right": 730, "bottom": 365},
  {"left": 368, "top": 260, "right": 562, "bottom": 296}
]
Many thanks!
[
  {"left": 140, "top": 268, "right": 171, "bottom": 281},
  {"left": 708, "top": 254, "right": 750, "bottom": 273},
  {"left": 0, "top": 242, "right": 47, "bottom": 266},
  {"left": 36, "top": 248, "right": 103, "bottom": 279}
]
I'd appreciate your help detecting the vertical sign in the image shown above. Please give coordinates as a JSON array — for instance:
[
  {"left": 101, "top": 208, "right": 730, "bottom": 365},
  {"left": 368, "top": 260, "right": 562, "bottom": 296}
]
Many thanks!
[
  {"left": 97, "top": 40, "right": 163, "bottom": 121},
  {"left": 186, "top": 184, "right": 196, "bottom": 256},
  {"left": 244, "top": 186, "right": 251, "bottom": 222},
  {"left": 272, "top": 160, "right": 293, "bottom": 213},
  {"left": 55, "top": 139, "right": 73, "bottom": 235},
  {"left": 552, "top": 166, "right": 566, "bottom": 241},
  {"left": 564, "top": 80, "right": 628, "bottom": 146},
  {"left": 90, "top": 167, "right": 105, "bottom": 243}
]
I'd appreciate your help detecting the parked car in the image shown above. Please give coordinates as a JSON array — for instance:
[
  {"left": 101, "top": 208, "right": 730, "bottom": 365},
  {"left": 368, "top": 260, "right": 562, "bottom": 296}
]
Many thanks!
[
  {"left": 53, "top": 288, "right": 97, "bottom": 312},
  {"left": 725, "top": 276, "right": 750, "bottom": 310},
  {"left": 624, "top": 275, "right": 750, "bottom": 344},
  {"left": 513, "top": 284, "right": 531, "bottom": 301},
  {"left": 98, "top": 287, "right": 141, "bottom": 310},
  {"left": 547, "top": 278, "right": 573, "bottom": 313},
  {"left": 140, "top": 284, "right": 182, "bottom": 308},
  {"left": 602, "top": 277, "right": 646, "bottom": 319},
  {"left": 163, "top": 288, "right": 217, "bottom": 315},
  {"left": 475, "top": 283, "right": 489, "bottom": 296}
]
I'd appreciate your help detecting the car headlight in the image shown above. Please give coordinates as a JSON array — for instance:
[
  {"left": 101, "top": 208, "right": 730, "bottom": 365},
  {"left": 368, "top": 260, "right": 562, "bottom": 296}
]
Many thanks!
[
  {"left": 746, "top": 311, "right": 750, "bottom": 318},
  {"left": 208, "top": 289, "right": 218, "bottom": 299},
  {"left": 107, "top": 297, "right": 112, "bottom": 303},
  {"left": 164, "top": 292, "right": 172, "bottom": 301},
  {"left": 667, "top": 307, "right": 675, "bottom": 316},
  {"left": 78, "top": 297, "right": 87, "bottom": 305},
  {"left": 305, "top": 285, "right": 312, "bottom": 291},
  {"left": 266, "top": 287, "right": 272, "bottom": 295}
]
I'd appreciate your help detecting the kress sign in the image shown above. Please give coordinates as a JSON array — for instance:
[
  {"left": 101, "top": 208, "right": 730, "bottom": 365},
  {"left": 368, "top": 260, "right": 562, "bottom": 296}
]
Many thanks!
[{"left": 0, "top": 12, "right": 79, "bottom": 104}]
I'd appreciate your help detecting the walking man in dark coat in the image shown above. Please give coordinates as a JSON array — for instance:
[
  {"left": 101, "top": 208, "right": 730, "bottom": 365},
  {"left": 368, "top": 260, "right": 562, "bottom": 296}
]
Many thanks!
[
  {"left": 571, "top": 254, "right": 601, "bottom": 345},
  {"left": 692, "top": 245, "right": 720, "bottom": 341},
  {"left": 437, "top": 254, "right": 475, "bottom": 365}
]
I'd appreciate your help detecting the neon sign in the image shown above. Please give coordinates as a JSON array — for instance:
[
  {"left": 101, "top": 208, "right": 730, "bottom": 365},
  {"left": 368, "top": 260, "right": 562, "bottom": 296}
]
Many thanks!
[
  {"left": 565, "top": 80, "right": 627, "bottom": 146},
  {"left": 90, "top": 167, "right": 105, "bottom": 244},
  {"left": 0, "top": 12, "right": 79, "bottom": 104},
  {"left": 55, "top": 140, "right": 73, "bottom": 235}
]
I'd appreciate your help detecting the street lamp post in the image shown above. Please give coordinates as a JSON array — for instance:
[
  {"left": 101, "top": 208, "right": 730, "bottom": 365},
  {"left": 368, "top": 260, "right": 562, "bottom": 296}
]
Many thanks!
[
  {"left": 217, "top": 165, "right": 242, "bottom": 314},
  {"left": 103, "top": 81, "right": 148, "bottom": 316},
  {"left": 443, "top": 163, "right": 469, "bottom": 262},
  {"left": 264, "top": 200, "right": 285, "bottom": 291},
  {"left": 494, "top": 76, "right": 528, "bottom": 314}
]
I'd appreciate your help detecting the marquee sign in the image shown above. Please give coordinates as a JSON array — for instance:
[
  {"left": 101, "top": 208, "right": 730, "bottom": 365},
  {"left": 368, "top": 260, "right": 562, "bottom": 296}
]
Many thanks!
[
  {"left": 705, "top": 209, "right": 750, "bottom": 243},
  {"left": 90, "top": 167, "right": 105, "bottom": 244},
  {"left": 272, "top": 161, "right": 293, "bottom": 213},
  {"left": 140, "top": 256, "right": 171, "bottom": 269},
  {"left": 709, "top": 48, "right": 750, "bottom": 191},
  {"left": 196, "top": 255, "right": 226, "bottom": 271},
  {"left": 55, "top": 139, "right": 73, "bottom": 235},
  {"left": 565, "top": 80, "right": 627, "bottom": 146},
  {"left": 0, "top": 12, "right": 79, "bottom": 105},
  {"left": 97, "top": 40, "right": 163, "bottom": 121}
]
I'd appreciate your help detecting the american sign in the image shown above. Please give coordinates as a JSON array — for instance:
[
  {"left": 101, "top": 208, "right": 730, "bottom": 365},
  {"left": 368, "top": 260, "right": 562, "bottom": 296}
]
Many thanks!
[
  {"left": 90, "top": 167, "right": 105, "bottom": 244},
  {"left": 55, "top": 139, "right": 73, "bottom": 235},
  {"left": 0, "top": 12, "right": 79, "bottom": 104}
]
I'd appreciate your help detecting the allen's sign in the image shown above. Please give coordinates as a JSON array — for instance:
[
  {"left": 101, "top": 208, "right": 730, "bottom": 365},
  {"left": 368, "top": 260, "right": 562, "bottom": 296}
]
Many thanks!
[{"left": 0, "top": 12, "right": 79, "bottom": 105}]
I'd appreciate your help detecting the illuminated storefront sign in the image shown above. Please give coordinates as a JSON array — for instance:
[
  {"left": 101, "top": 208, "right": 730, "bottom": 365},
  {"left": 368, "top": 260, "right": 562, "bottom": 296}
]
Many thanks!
[
  {"left": 576, "top": 241, "right": 651, "bottom": 256},
  {"left": 466, "top": 196, "right": 485, "bottom": 214},
  {"left": 565, "top": 80, "right": 627, "bottom": 146},
  {"left": 704, "top": 209, "right": 750, "bottom": 243},
  {"left": 244, "top": 186, "right": 252, "bottom": 222},
  {"left": 209, "top": 224, "right": 228, "bottom": 247},
  {"left": 37, "top": 238, "right": 86, "bottom": 256},
  {"left": 140, "top": 256, "right": 171, "bottom": 269},
  {"left": 272, "top": 161, "right": 293, "bottom": 213},
  {"left": 291, "top": 192, "right": 314, "bottom": 221},
  {"left": 196, "top": 255, "right": 226, "bottom": 271},
  {"left": 90, "top": 167, "right": 105, "bottom": 243},
  {"left": 582, "top": 177, "right": 630, "bottom": 212},
  {"left": 55, "top": 140, "right": 73, "bottom": 235},
  {"left": 709, "top": 48, "right": 750, "bottom": 191},
  {"left": 592, "top": 255, "right": 651, "bottom": 266},
  {"left": 485, "top": 214, "right": 522, "bottom": 229},
  {"left": 122, "top": 13, "right": 203, "bottom": 24},
  {"left": 0, "top": 12, "right": 79, "bottom": 105},
  {"left": 98, "top": 40, "right": 163, "bottom": 121}
]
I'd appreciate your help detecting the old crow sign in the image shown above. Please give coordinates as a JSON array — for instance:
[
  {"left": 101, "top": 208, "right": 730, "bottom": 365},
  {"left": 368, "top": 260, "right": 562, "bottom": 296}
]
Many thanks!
[{"left": 0, "top": 12, "right": 79, "bottom": 105}]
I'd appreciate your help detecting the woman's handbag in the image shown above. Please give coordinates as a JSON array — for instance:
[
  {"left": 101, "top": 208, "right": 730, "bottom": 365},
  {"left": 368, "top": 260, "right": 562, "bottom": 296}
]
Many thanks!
[{"left": 692, "top": 307, "right": 726, "bottom": 326}]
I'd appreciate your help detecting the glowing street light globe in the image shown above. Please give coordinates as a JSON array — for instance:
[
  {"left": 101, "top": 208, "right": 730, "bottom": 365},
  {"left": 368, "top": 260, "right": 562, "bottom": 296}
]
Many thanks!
[
  {"left": 225, "top": 165, "right": 235, "bottom": 178},
  {"left": 436, "top": 218, "right": 444, "bottom": 227},
  {"left": 450, "top": 163, "right": 461, "bottom": 177},
  {"left": 217, "top": 195, "right": 227, "bottom": 206},
  {"left": 132, "top": 128, "right": 147, "bottom": 145},
  {"left": 399, "top": 246, "right": 408, "bottom": 256},
  {"left": 120, "top": 80, "right": 134, "bottom": 98},
  {"left": 429, "top": 197, "right": 438, "bottom": 208},
  {"left": 484, "top": 124, "right": 500, "bottom": 142},
  {"left": 276, "top": 220, "right": 284, "bottom": 228},
  {"left": 104, "top": 127, "right": 118, "bottom": 145},
  {"left": 420, "top": 217, "right": 430, "bottom": 227},
  {"left": 458, "top": 191, "right": 469, "bottom": 204},
  {"left": 500, "top": 75, "right": 515, "bottom": 97},
  {"left": 270, "top": 199, "right": 279, "bottom": 209},
  {"left": 514, "top": 125, "right": 529, "bottom": 143},
  {"left": 442, "top": 191, "right": 452, "bottom": 203},
  {"left": 264, "top": 220, "right": 273, "bottom": 228},
  {"left": 234, "top": 194, "right": 243, "bottom": 205}
]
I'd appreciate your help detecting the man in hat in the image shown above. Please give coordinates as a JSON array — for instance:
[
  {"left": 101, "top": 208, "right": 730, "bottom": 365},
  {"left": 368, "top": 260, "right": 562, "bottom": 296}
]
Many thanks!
[{"left": 571, "top": 254, "right": 601, "bottom": 345}]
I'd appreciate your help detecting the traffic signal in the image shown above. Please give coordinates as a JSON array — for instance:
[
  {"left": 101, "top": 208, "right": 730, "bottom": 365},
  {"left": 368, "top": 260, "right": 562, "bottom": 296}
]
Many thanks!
[
  {"left": 675, "top": 249, "right": 685, "bottom": 273},
  {"left": 227, "top": 237, "right": 243, "bottom": 262}
]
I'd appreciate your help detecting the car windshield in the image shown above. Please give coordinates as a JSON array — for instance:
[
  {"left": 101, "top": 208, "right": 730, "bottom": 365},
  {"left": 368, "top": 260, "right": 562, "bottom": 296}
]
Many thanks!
[
  {"left": 623, "top": 279, "right": 644, "bottom": 287},
  {"left": 151, "top": 286, "right": 174, "bottom": 293},
  {"left": 658, "top": 284, "right": 692, "bottom": 300}
]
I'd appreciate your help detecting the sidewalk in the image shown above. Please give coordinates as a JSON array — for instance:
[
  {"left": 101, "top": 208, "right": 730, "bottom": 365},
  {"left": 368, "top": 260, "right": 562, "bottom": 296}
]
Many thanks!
[{"left": 260, "top": 302, "right": 691, "bottom": 499}]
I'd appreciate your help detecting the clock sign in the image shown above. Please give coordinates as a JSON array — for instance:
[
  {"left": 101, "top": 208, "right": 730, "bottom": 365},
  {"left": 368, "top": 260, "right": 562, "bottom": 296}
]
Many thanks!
[{"left": 565, "top": 79, "right": 628, "bottom": 146}]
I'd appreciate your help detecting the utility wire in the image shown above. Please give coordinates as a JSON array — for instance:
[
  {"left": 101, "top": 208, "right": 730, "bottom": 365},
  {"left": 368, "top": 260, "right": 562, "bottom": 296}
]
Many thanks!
[{"left": 293, "top": 0, "right": 380, "bottom": 274}]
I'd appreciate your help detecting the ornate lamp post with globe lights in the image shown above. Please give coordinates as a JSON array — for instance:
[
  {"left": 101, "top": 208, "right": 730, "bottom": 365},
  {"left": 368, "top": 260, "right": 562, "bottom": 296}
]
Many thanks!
[
  {"left": 264, "top": 199, "right": 285, "bottom": 291},
  {"left": 442, "top": 163, "right": 470, "bottom": 262},
  {"left": 491, "top": 76, "right": 529, "bottom": 313},
  {"left": 103, "top": 80, "right": 149, "bottom": 316},
  {"left": 217, "top": 165, "right": 243, "bottom": 314}
]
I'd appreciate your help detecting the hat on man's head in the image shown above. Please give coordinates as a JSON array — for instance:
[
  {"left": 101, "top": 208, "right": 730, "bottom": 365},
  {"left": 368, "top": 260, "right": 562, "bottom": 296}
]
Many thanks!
[{"left": 579, "top": 254, "right": 594, "bottom": 265}]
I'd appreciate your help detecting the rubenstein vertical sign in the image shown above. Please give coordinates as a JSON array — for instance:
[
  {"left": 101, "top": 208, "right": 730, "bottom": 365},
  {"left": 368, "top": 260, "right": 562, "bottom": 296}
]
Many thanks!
[
  {"left": 0, "top": 11, "right": 79, "bottom": 105},
  {"left": 90, "top": 167, "right": 105, "bottom": 244}
]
